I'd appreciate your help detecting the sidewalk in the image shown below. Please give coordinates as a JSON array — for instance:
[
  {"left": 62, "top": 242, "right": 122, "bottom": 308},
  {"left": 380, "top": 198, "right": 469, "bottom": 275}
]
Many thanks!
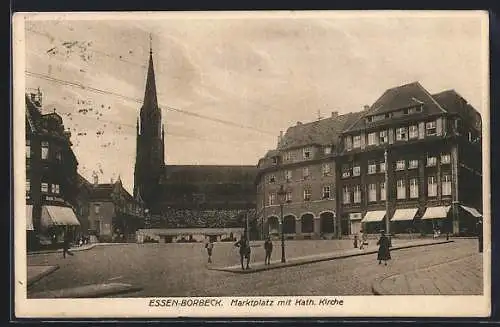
[
  {"left": 28, "top": 243, "right": 125, "bottom": 256},
  {"left": 210, "top": 239, "right": 453, "bottom": 274},
  {"left": 372, "top": 253, "right": 483, "bottom": 295}
]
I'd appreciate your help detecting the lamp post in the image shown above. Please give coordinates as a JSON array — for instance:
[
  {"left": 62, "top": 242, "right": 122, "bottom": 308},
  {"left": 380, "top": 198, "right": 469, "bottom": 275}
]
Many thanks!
[{"left": 277, "top": 185, "right": 287, "bottom": 263}]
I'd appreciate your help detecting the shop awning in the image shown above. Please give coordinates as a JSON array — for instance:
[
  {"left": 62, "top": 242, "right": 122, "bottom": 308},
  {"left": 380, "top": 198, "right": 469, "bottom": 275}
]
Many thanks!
[
  {"left": 41, "top": 206, "right": 80, "bottom": 226},
  {"left": 391, "top": 208, "right": 418, "bottom": 222},
  {"left": 361, "top": 210, "right": 386, "bottom": 223},
  {"left": 460, "top": 205, "right": 482, "bottom": 218},
  {"left": 421, "top": 206, "right": 451, "bottom": 220},
  {"left": 26, "top": 204, "right": 34, "bottom": 231}
]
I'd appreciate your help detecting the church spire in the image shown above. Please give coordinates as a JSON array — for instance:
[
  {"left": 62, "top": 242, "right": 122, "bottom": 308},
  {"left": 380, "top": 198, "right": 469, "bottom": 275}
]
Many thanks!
[{"left": 143, "top": 35, "right": 158, "bottom": 110}]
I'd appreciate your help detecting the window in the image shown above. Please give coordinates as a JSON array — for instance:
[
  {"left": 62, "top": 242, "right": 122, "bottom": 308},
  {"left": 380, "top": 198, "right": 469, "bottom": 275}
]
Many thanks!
[
  {"left": 302, "top": 167, "right": 310, "bottom": 179},
  {"left": 94, "top": 203, "right": 101, "bottom": 214},
  {"left": 353, "top": 135, "right": 361, "bottom": 148},
  {"left": 55, "top": 151, "right": 62, "bottom": 162},
  {"left": 285, "top": 170, "right": 293, "bottom": 182},
  {"left": 41, "top": 182, "right": 49, "bottom": 193},
  {"left": 342, "top": 164, "right": 351, "bottom": 178},
  {"left": 367, "top": 132, "right": 377, "bottom": 146},
  {"left": 368, "top": 183, "right": 377, "bottom": 202},
  {"left": 441, "top": 153, "right": 451, "bottom": 164},
  {"left": 380, "top": 161, "right": 386, "bottom": 173},
  {"left": 428, "top": 176, "right": 437, "bottom": 197},
  {"left": 303, "top": 148, "right": 311, "bottom": 159},
  {"left": 26, "top": 140, "right": 31, "bottom": 159},
  {"left": 324, "top": 146, "right": 332, "bottom": 155},
  {"left": 396, "top": 127, "right": 408, "bottom": 141},
  {"left": 303, "top": 188, "right": 312, "bottom": 201},
  {"left": 368, "top": 161, "right": 377, "bottom": 174},
  {"left": 352, "top": 164, "right": 361, "bottom": 176},
  {"left": 51, "top": 184, "right": 60, "bottom": 194},
  {"left": 442, "top": 175, "right": 452, "bottom": 196},
  {"left": 322, "top": 186, "right": 331, "bottom": 199},
  {"left": 285, "top": 191, "right": 292, "bottom": 202},
  {"left": 353, "top": 185, "right": 361, "bottom": 203},
  {"left": 397, "top": 179, "right": 406, "bottom": 199},
  {"left": 427, "top": 156, "right": 437, "bottom": 167},
  {"left": 379, "top": 130, "right": 388, "bottom": 143},
  {"left": 426, "top": 121, "right": 437, "bottom": 136},
  {"left": 26, "top": 179, "right": 30, "bottom": 192},
  {"left": 396, "top": 160, "right": 406, "bottom": 171},
  {"left": 345, "top": 136, "right": 353, "bottom": 150},
  {"left": 380, "top": 182, "right": 386, "bottom": 201},
  {"left": 41, "top": 141, "right": 49, "bottom": 160},
  {"left": 410, "top": 179, "right": 419, "bottom": 198},
  {"left": 409, "top": 125, "right": 419, "bottom": 139},
  {"left": 285, "top": 152, "right": 293, "bottom": 162},
  {"left": 342, "top": 186, "right": 350, "bottom": 204},
  {"left": 272, "top": 156, "right": 278, "bottom": 164},
  {"left": 408, "top": 159, "right": 419, "bottom": 169},
  {"left": 268, "top": 193, "right": 276, "bottom": 205},
  {"left": 322, "top": 163, "right": 331, "bottom": 176},
  {"left": 268, "top": 175, "right": 276, "bottom": 183}
]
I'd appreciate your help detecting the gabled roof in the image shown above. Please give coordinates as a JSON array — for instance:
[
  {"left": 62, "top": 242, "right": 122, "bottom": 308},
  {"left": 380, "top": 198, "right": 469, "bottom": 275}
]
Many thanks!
[
  {"left": 344, "top": 82, "right": 447, "bottom": 133},
  {"left": 163, "top": 165, "right": 258, "bottom": 185},
  {"left": 89, "top": 183, "right": 116, "bottom": 200},
  {"left": 278, "top": 112, "right": 364, "bottom": 150}
]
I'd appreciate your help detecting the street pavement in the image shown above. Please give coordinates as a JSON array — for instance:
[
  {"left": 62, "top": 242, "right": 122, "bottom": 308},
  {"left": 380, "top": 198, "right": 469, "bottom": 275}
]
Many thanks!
[{"left": 26, "top": 238, "right": 482, "bottom": 297}]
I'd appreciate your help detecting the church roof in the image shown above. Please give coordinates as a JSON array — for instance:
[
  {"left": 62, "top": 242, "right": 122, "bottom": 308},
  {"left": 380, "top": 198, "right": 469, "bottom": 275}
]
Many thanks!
[
  {"left": 142, "top": 45, "right": 158, "bottom": 110},
  {"left": 163, "top": 165, "right": 258, "bottom": 184}
]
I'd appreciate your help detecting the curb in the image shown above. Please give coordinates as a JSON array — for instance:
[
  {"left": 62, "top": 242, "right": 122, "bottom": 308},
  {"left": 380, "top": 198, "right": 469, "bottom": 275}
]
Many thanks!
[
  {"left": 211, "top": 240, "right": 454, "bottom": 274},
  {"left": 27, "top": 265, "right": 60, "bottom": 287},
  {"left": 27, "top": 243, "right": 129, "bottom": 256},
  {"left": 28, "top": 283, "right": 143, "bottom": 298}
]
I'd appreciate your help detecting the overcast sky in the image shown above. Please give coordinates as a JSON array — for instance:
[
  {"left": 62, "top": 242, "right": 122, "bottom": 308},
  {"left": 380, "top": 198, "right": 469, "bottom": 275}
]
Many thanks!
[{"left": 21, "top": 11, "right": 488, "bottom": 194}]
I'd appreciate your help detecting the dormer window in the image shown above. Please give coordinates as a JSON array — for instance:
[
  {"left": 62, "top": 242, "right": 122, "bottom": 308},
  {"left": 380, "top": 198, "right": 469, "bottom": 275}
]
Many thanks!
[
  {"left": 353, "top": 135, "right": 361, "bottom": 148},
  {"left": 366, "top": 116, "right": 373, "bottom": 123},
  {"left": 324, "top": 146, "right": 332, "bottom": 155},
  {"left": 303, "top": 148, "right": 311, "bottom": 159}
]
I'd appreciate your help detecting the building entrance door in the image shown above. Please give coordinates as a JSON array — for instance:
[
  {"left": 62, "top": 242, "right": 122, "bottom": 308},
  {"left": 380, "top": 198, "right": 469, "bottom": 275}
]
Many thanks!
[{"left": 351, "top": 221, "right": 361, "bottom": 235}]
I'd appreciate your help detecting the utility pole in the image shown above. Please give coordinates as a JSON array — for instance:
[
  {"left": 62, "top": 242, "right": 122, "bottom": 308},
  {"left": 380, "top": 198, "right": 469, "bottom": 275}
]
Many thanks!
[{"left": 384, "top": 148, "right": 390, "bottom": 235}]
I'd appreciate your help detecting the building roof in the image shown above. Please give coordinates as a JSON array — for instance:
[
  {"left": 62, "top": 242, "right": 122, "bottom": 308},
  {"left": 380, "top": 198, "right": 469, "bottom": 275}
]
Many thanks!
[
  {"left": 277, "top": 111, "right": 364, "bottom": 150},
  {"left": 162, "top": 165, "right": 258, "bottom": 184},
  {"left": 89, "top": 183, "right": 116, "bottom": 200},
  {"left": 344, "top": 82, "right": 448, "bottom": 133},
  {"left": 432, "top": 89, "right": 482, "bottom": 131}
]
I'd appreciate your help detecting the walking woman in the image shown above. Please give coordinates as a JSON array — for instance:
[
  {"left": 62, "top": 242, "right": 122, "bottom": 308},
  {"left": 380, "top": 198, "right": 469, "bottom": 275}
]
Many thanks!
[{"left": 376, "top": 230, "right": 391, "bottom": 265}]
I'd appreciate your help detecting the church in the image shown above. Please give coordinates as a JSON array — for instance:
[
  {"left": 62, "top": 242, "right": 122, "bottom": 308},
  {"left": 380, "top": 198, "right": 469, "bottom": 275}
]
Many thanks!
[{"left": 133, "top": 45, "right": 258, "bottom": 232}]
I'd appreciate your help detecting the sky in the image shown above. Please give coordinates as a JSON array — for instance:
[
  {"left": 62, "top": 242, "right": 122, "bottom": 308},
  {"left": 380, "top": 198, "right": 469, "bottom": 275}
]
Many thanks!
[{"left": 21, "top": 11, "right": 488, "bottom": 194}]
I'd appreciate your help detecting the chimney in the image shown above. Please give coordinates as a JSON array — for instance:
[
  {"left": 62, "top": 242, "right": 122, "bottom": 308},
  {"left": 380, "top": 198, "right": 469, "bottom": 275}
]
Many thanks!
[
  {"left": 92, "top": 172, "right": 99, "bottom": 186},
  {"left": 331, "top": 111, "right": 339, "bottom": 118},
  {"left": 296, "top": 121, "right": 302, "bottom": 126},
  {"left": 363, "top": 105, "right": 370, "bottom": 111},
  {"left": 277, "top": 131, "right": 284, "bottom": 146}
]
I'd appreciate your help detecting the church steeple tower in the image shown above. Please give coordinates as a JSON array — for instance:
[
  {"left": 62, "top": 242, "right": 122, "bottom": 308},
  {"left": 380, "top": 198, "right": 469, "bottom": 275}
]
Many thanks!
[{"left": 134, "top": 36, "right": 165, "bottom": 208}]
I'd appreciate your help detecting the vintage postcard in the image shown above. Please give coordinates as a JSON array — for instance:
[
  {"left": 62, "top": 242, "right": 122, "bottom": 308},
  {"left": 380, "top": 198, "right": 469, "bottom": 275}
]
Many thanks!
[{"left": 13, "top": 11, "right": 490, "bottom": 318}]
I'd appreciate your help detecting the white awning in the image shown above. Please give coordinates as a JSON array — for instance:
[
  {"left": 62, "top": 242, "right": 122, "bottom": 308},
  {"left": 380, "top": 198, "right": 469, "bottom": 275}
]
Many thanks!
[
  {"left": 391, "top": 208, "right": 418, "bottom": 222},
  {"left": 461, "top": 205, "right": 482, "bottom": 218},
  {"left": 26, "top": 204, "right": 34, "bottom": 231},
  {"left": 41, "top": 206, "right": 80, "bottom": 226},
  {"left": 361, "top": 210, "right": 386, "bottom": 223},
  {"left": 421, "top": 206, "right": 451, "bottom": 220}
]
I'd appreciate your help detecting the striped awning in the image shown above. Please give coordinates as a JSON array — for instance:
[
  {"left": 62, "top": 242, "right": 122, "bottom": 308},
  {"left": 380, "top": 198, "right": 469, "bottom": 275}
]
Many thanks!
[
  {"left": 461, "top": 205, "right": 482, "bottom": 218},
  {"left": 391, "top": 208, "right": 418, "bottom": 222},
  {"left": 26, "top": 204, "right": 34, "bottom": 231},
  {"left": 421, "top": 206, "right": 451, "bottom": 220},
  {"left": 361, "top": 210, "right": 386, "bottom": 223},
  {"left": 41, "top": 206, "right": 80, "bottom": 226}
]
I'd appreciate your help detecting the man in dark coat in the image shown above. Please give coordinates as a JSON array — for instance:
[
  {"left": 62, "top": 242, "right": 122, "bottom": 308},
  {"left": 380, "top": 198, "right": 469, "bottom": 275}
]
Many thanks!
[
  {"left": 264, "top": 237, "right": 273, "bottom": 265},
  {"left": 62, "top": 232, "right": 74, "bottom": 259},
  {"left": 234, "top": 235, "right": 251, "bottom": 270},
  {"left": 376, "top": 230, "right": 391, "bottom": 265}
]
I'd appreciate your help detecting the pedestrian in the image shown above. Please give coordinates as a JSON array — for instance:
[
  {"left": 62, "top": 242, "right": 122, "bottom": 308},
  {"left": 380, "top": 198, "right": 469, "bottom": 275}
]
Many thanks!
[
  {"left": 376, "top": 230, "right": 391, "bottom": 265},
  {"left": 234, "top": 235, "right": 251, "bottom": 270},
  {"left": 264, "top": 237, "right": 273, "bottom": 265},
  {"left": 205, "top": 238, "right": 214, "bottom": 263},
  {"left": 360, "top": 230, "right": 368, "bottom": 250},
  {"left": 62, "top": 232, "right": 74, "bottom": 259},
  {"left": 353, "top": 234, "right": 359, "bottom": 248}
]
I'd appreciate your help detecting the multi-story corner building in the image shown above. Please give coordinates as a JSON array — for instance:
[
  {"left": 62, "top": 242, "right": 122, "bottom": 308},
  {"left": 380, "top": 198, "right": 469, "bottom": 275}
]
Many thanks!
[
  {"left": 255, "top": 112, "right": 364, "bottom": 240},
  {"left": 88, "top": 174, "right": 146, "bottom": 242},
  {"left": 337, "top": 82, "right": 483, "bottom": 236},
  {"left": 25, "top": 90, "right": 81, "bottom": 250}
]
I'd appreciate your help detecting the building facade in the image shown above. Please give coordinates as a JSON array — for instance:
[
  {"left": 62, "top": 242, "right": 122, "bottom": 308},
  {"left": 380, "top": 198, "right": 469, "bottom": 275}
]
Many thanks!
[
  {"left": 88, "top": 174, "right": 146, "bottom": 242},
  {"left": 338, "top": 82, "right": 482, "bottom": 236},
  {"left": 255, "top": 112, "right": 364, "bottom": 240},
  {"left": 25, "top": 90, "right": 82, "bottom": 250}
]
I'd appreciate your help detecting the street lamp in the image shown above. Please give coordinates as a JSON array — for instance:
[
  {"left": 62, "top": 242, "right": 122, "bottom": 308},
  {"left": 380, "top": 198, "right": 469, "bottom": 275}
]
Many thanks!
[{"left": 277, "top": 185, "right": 287, "bottom": 263}]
